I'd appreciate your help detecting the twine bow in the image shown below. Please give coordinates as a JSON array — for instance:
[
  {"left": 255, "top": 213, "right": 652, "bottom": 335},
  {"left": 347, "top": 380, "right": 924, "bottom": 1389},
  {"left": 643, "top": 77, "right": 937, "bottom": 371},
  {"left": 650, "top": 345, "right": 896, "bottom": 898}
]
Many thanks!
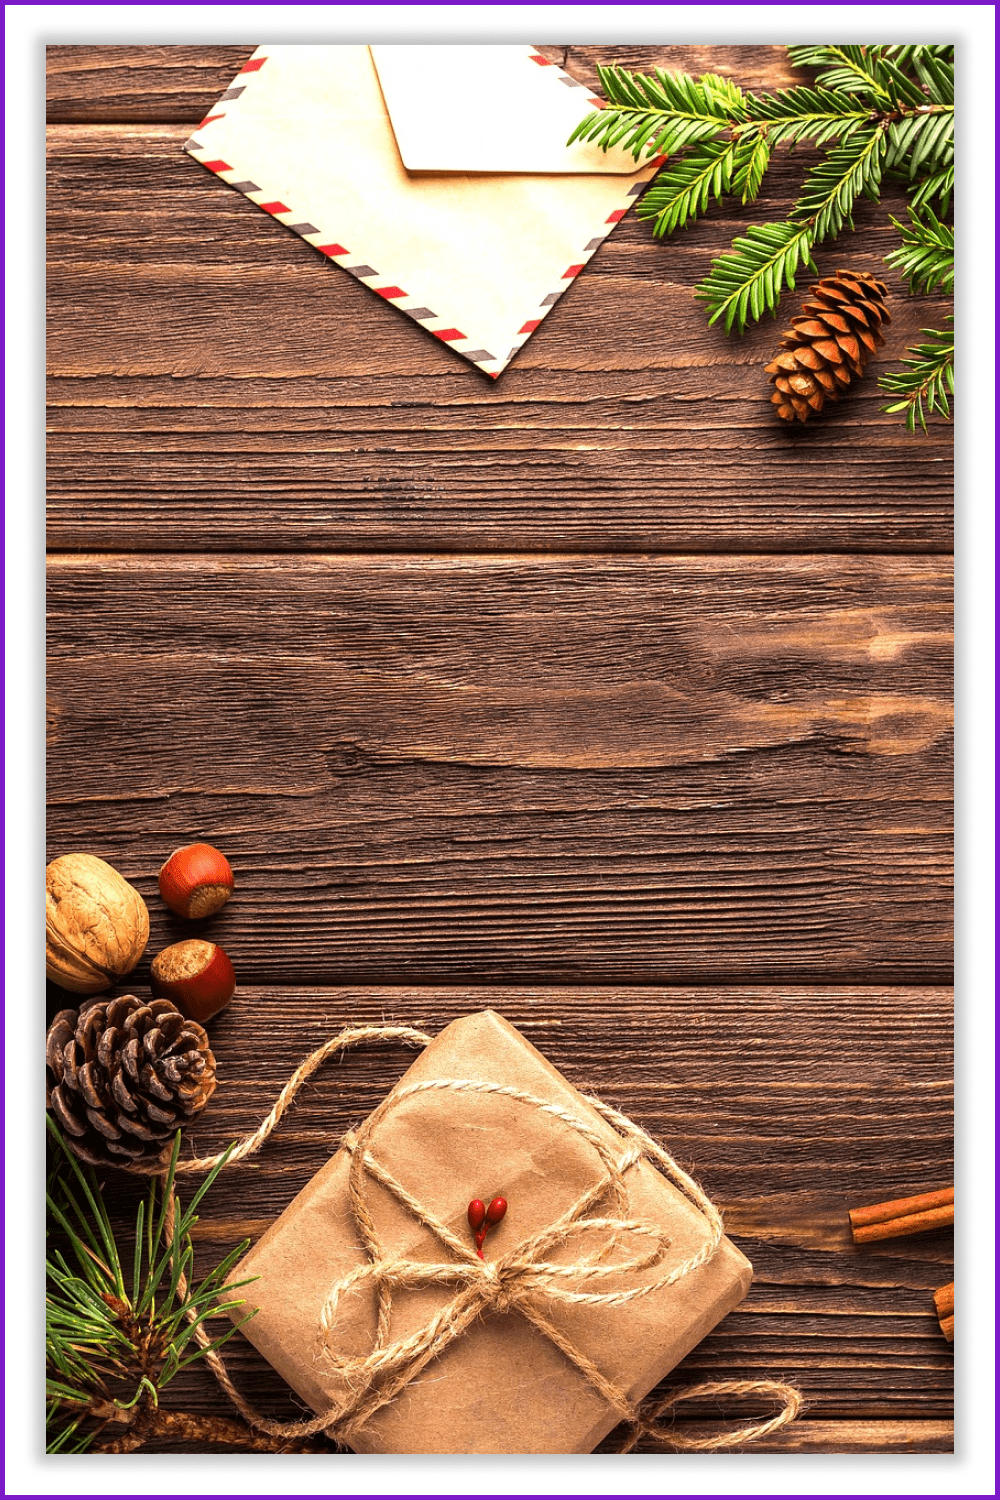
[{"left": 148, "top": 1023, "right": 802, "bottom": 1452}]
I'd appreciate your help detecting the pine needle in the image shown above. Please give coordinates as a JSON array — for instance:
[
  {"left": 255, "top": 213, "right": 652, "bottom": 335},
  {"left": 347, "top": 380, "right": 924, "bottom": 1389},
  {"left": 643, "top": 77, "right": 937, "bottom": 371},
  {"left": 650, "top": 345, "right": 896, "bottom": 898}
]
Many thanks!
[
  {"left": 46, "top": 1122, "right": 257, "bottom": 1454},
  {"left": 885, "top": 206, "right": 954, "bottom": 294},
  {"left": 564, "top": 42, "right": 954, "bottom": 430},
  {"left": 879, "top": 321, "right": 954, "bottom": 432}
]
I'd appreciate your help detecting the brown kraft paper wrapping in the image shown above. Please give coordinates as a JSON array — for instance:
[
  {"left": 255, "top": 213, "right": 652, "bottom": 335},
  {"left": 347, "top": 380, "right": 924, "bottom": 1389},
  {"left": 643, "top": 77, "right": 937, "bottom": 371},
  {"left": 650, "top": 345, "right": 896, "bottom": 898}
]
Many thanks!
[{"left": 228, "top": 1010, "right": 752, "bottom": 1453}]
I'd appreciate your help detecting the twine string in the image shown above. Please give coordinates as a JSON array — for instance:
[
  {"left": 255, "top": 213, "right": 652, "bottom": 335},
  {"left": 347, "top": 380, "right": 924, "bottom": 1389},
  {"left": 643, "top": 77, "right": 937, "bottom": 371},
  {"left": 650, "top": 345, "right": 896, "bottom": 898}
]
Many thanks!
[{"left": 145, "top": 1022, "right": 801, "bottom": 1452}]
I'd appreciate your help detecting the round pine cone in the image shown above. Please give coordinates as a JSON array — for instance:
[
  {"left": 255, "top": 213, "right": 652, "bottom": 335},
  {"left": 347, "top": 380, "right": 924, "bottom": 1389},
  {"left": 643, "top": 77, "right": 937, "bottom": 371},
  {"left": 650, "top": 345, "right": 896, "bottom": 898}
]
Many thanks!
[
  {"left": 766, "top": 269, "right": 891, "bottom": 423},
  {"left": 46, "top": 995, "right": 217, "bottom": 1167}
]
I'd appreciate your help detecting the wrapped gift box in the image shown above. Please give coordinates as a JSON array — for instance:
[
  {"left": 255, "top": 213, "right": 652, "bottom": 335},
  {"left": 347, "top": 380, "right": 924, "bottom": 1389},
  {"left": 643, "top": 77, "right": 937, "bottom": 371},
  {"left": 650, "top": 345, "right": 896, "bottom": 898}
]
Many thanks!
[{"left": 228, "top": 1010, "right": 751, "bottom": 1453}]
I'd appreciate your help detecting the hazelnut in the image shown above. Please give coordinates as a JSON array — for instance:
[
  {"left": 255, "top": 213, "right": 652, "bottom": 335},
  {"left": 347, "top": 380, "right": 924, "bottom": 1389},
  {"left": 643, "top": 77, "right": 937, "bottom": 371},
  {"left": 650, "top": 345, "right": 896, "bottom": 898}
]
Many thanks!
[
  {"left": 150, "top": 939, "right": 236, "bottom": 1023},
  {"left": 158, "top": 842, "right": 234, "bottom": 919},
  {"left": 46, "top": 853, "right": 150, "bottom": 994}
]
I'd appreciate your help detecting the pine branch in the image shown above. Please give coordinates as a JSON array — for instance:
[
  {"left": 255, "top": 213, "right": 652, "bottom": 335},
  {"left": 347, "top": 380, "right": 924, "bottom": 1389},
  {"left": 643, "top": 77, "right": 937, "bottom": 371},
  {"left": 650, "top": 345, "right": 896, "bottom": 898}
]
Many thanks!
[
  {"left": 46, "top": 1121, "right": 258, "bottom": 1454},
  {"left": 695, "top": 221, "right": 817, "bottom": 331},
  {"left": 790, "top": 129, "right": 886, "bottom": 240},
  {"left": 87, "top": 1403, "right": 331, "bottom": 1454},
  {"left": 879, "top": 321, "right": 954, "bottom": 432},
  {"left": 568, "top": 64, "right": 740, "bottom": 159},
  {"left": 908, "top": 163, "right": 954, "bottom": 218},
  {"left": 564, "top": 43, "right": 954, "bottom": 362},
  {"left": 885, "top": 206, "right": 954, "bottom": 294},
  {"left": 634, "top": 139, "right": 739, "bottom": 234}
]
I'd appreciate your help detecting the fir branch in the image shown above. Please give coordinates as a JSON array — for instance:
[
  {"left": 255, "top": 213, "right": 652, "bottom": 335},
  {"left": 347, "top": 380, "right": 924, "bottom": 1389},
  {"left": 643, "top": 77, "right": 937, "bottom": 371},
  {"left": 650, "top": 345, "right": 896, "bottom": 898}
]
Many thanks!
[
  {"left": 879, "top": 321, "right": 954, "bottom": 432},
  {"left": 695, "top": 221, "right": 817, "bottom": 331},
  {"left": 906, "top": 48, "right": 955, "bottom": 104},
  {"left": 785, "top": 44, "right": 928, "bottom": 106},
  {"left": 790, "top": 129, "right": 886, "bottom": 239},
  {"left": 744, "top": 84, "right": 876, "bottom": 146},
  {"left": 884, "top": 44, "right": 954, "bottom": 71},
  {"left": 571, "top": 47, "right": 952, "bottom": 190},
  {"left": 565, "top": 42, "right": 955, "bottom": 372},
  {"left": 886, "top": 108, "right": 954, "bottom": 177},
  {"left": 785, "top": 43, "right": 890, "bottom": 100},
  {"left": 695, "top": 132, "right": 886, "bottom": 328},
  {"left": 731, "top": 129, "right": 771, "bottom": 202},
  {"left": 885, "top": 206, "right": 954, "bottom": 294},
  {"left": 568, "top": 64, "right": 741, "bottom": 159},
  {"left": 635, "top": 139, "right": 739, "bottom": 234},
  {"left": 874, "top": 52, "right": 936, "bottom": 108},
  {"left": 909, "top": 163, "right": 954, "bottom": 218}
]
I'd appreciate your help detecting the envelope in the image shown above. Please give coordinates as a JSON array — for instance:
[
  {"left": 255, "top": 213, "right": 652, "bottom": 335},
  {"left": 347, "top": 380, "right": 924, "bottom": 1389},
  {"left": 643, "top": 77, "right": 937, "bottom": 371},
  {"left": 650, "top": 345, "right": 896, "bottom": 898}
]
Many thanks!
[
  {"left": 370, "top": 45, "right": 642, "bottom": 174},
  {"left": 183, "top": 45, "right": 664, "bottom": 377}
]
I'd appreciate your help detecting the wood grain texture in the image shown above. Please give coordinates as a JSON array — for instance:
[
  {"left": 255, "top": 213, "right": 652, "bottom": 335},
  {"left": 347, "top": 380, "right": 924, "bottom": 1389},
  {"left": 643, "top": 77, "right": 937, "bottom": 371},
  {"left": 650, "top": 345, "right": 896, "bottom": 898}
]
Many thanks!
[
  {"left": 44, "top": 43, "right": 955, "bottom": 1456},
  {"left": 45, "top": 44, "right": 259, "bottom": 122},
  {"left": 85, "top": 986, "right": 953, "bottom": 1452},
  {"left": 43, "top": 43, "right": 800, "bottom": 123},
  {"left": 46, "top": 126, "right": 952, "bottom": 553},
  {"left": 46, "top": 553, "right": 953, "bottom": 986}
]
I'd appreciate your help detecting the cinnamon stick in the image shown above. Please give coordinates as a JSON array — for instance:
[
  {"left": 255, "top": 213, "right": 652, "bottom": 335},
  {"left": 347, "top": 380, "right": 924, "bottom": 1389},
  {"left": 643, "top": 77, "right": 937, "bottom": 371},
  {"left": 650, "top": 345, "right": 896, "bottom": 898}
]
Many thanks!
[
  {"left": 848, "top": 1187, "right": 953, "bottom": 1244},
  {"left": 933, "top": 1281, "right": 954, "bottom": 1341},
  {"left": 933, "top": 1281, "right": 954, "bottom": 1319}
]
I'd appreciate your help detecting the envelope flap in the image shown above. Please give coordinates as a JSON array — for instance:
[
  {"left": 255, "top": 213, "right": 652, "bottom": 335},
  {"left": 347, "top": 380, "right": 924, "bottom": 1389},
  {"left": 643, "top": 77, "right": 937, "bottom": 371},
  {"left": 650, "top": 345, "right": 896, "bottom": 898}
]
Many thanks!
[
  {"left": 184, "top": 45, "right": 665, "bottom": 378},
  {"left": 371, "top": 44, "right": 643, "bottom": 175}
]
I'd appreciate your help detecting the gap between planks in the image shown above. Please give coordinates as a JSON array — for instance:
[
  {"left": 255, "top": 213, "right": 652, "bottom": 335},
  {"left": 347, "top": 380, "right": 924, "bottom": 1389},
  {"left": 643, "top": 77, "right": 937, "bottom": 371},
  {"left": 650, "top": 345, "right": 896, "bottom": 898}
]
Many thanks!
[{"left": 46, "top": 549, "right": 956, "bottom": 564}]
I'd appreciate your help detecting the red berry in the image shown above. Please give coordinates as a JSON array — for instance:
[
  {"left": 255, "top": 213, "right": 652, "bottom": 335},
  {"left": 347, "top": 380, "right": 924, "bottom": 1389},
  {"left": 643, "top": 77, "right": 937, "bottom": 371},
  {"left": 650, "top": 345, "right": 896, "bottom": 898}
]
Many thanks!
[
  {"left": 467, "top": 1198, "right": 487, "bottom": 1231},
  {"left": 486, "top": 1196, "right": 507, "bottom": 1226}
]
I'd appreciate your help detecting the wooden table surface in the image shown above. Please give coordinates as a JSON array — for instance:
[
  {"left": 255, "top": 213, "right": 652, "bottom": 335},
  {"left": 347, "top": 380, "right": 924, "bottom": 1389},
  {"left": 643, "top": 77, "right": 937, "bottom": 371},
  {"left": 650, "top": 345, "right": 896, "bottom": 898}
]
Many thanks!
[{"left": 46, "top": 44, "right": 954, "bottom": 1456}]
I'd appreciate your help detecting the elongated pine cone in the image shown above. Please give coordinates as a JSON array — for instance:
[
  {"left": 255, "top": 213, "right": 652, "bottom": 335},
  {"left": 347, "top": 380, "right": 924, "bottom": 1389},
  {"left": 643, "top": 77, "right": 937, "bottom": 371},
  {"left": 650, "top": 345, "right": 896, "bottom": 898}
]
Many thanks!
[
  {"left": 46, "top": 995, "right": 217, "bottom": 1166},
  {"left": 766, "top": 269, "right": 891, "bottom": 423}
]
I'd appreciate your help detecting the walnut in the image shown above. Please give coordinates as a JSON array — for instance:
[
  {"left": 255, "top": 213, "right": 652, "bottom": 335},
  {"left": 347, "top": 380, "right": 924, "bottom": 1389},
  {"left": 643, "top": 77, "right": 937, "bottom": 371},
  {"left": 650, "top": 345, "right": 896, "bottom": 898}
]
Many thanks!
[{"left": 46, "top": 853, "right": 150, "bottom": 994}]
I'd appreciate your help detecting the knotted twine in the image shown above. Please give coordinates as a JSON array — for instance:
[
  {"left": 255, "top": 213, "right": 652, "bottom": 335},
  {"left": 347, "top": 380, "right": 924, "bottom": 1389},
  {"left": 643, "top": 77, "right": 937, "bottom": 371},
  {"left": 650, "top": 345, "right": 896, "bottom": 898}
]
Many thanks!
[{"left": 135, "top": 1022, "right": 802, "bottom": 1453}]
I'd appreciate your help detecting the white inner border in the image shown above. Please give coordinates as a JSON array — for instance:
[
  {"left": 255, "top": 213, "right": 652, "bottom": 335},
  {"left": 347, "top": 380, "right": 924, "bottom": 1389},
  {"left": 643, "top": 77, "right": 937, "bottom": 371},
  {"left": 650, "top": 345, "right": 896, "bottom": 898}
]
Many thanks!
[{"left": 7, "top": 5, "right": 995, "bottom": 1497}]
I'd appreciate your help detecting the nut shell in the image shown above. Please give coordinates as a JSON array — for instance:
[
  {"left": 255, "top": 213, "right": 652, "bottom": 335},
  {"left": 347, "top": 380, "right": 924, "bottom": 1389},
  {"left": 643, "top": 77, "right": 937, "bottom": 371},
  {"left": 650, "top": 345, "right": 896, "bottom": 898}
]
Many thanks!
[
  {"left": 158, "top": 843, "right": 234, "bottom": 919},
  {"left": 46, "top": 853, "right": 150, "bottom": 994},
  {"left": 151, "top": 939, "right": 236, "bottom": 1023}
]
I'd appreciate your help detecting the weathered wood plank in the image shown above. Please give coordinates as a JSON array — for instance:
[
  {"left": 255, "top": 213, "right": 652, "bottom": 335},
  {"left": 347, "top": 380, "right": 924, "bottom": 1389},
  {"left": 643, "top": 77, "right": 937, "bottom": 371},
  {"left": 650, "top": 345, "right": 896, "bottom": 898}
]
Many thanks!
[
  {"left": 45, "top": 123, "right": 953, "bottom": 554},
  {"left": 137, "top": 1417, "right": 954, "bottom": 1455},
  {"left": 46, "top": 553, "right": 953, "bottom": 985},
  {"left": 82, "top": 985, "right": 952, "bottom": 1450},
  {"left": 684, "top": 1418, "right": 953, "bottom": 1453},
  {"left": 44, "top": 44, "right": 801, "bottom": 123},
  {"left": 85, "top": 985, "right": 953, "bottom": 1206},
  {"left": 42, "top": 40, "right": 956, "bottom": 1460},
  {"left": 45, "top": 43, "right": 259, "bottom": 123}
]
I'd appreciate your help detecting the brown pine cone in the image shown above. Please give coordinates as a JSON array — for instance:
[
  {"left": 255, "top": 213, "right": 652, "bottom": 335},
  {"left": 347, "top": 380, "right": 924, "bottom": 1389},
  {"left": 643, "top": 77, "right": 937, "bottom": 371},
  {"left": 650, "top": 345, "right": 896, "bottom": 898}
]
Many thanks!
[
  {"left": 46, "top": 994, "right": 217, "bottom": 1167},
  {"left": 766, "top": 269, "right": 891, "bottom": 423}
]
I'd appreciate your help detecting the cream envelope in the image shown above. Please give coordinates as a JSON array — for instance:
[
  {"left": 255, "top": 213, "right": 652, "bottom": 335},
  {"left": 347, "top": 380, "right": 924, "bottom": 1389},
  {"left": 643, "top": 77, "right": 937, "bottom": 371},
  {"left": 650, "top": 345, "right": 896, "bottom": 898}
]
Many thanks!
[
  {"left": 184, "top": 45, "right": 664, "bottom": 377},
  {"left": 370, "top": 45, "right": 641, "bottom": 174}
]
